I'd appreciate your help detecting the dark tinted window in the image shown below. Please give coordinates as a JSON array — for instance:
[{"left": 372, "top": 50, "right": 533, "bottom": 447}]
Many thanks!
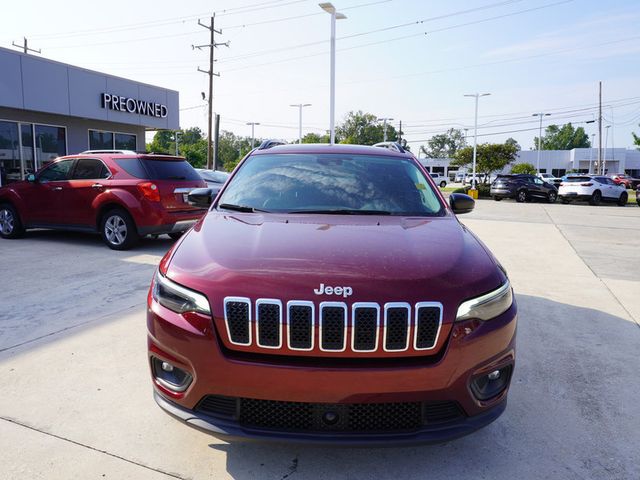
[
  {"left": 89, "top": 130, "right": 113, "bottom": 150},
  {"left": 142, "top": 159, "right": 201, "bottom": 181},
  {"left": 565, "top": 176, "right": 591, "bottom": 183},
  {"left": 72, "top": 159, "right": 110, "bottom": 180},
  {"left": 115, "top": 133, "right": 136, "bottom": 150},
  {"left": 218, "top": 153, "right": 443, "bottom": 216},
  {"left": 114, "top": 159, "right": 148, "bottom": 178},
  {"left": 39, "top": 159, "right": 75, "bottom": 181}
]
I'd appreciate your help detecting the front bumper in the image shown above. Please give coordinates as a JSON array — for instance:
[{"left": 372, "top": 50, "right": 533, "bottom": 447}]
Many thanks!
[{"left": 154, "top": 390, "right": 507, "bottom": 446}]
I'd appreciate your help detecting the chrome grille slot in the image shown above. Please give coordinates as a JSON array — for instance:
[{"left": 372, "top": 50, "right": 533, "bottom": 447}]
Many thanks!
[
  {"left": 384, "top": 303, "right": 410, "bottom": 351},
  {"left": 415, "top": 303, "right": 442, "bottom": 350},
  {"left": 320, "top": 302, "right": 347, "bottom": 351},
  {"left": 224, "top": 297, "right": 251, "bottom": 345},
  {"left": 287, "top": 302, "right": 314, "bottom": 350},
  {"left": 352, "top": 303, "right": 379, "bottom": 352},
  {"left": 256, "top": 300, "right": 282, "bottom": 348}
]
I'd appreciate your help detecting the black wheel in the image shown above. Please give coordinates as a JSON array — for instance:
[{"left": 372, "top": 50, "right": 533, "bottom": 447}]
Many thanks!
[
  {"left": 516, "top": 189, "right": 528, "bottom": 203},
  {"left": 547, "top": 191, "right": 557, "bottom": 204},
  {"left": 168, "top": 231, "right": 184, "bottom": 240},
  {"left": 617, "top": 192, "right": 628, "bottom": 206},
  {"left": 440, "top": 181, "right": 447, "bottom": 188},
  {"left": 493, "top": 196, "right": 502, "bottom": 201},
  {"left": 589, "top": 190, "right": 602, "bottom": 206},
  {"left": 100, "top": 208, "right": 138, "bottom": 250},
  {"left": 0, "top": 203, "right": 25, "bottom": 239}
]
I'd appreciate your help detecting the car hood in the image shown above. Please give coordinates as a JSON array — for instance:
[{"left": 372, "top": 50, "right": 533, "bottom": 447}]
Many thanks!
[{"left": 166, "top": 212, "right": 505, "bottom": 319}]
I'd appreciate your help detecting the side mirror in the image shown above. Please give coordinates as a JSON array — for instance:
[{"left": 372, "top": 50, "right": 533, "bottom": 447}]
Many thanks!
[
  {"left": 26, "top": 174, "right": 36, "bottom": 183},
  {"left": 187, "top": 188, "right": 215, "bottom": 208},
  {"left": 449, "top": 193, "right": 475, "bottom": 214}
]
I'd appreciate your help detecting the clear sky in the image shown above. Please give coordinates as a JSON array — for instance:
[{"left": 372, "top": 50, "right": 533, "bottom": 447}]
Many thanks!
[{"left": 3, "top": 0, "right": 639, "bottom": 151}]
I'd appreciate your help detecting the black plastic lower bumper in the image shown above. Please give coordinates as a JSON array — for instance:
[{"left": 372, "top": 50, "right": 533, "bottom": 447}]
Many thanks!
[{"left": 154, "top": 391, "right": 507, "bottom": 446}]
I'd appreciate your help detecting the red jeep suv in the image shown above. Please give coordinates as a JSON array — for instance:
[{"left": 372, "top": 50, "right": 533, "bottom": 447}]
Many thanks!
[
  {"left": 147, "top": 142, "right": 517, "bottom": 445},
  {"left": 0, "top": 151, "right": 207, "bottom": 249}
]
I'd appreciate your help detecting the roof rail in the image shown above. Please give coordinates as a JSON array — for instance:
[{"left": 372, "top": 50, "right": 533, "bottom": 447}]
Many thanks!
[
  {"left": 80, "top": 149, "right": 138, "bottom": 155},
  {"left": 372, "top": 142, "right": 407, "bottom": 153},
  {"left": 257, "top": 139, "right": 287, "bottom": 150}
]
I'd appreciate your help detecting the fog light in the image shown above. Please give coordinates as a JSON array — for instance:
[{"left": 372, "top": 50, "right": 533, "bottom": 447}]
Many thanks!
[
  {"left": 471, "top": 365, "right": 513, "bottom": 401},
  {"left": 161, "top": 362, "right": 174, "bottom": 372},
  {"left": 151, "top": 357, "right": 192, "bottom": 393}
]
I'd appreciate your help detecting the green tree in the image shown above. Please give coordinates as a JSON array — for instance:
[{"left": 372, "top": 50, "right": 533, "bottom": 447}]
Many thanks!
[
  {"left": 451, "top": 142, "right": 519, "bottom": 183},
  {"left": 505, "top": 137, "right": 521, "bottom": 151},
  {"left": 147, "top": 130, "right": 174, "bottom": 153},
  {"left": 301, "top": 132, "right": 330, "bottom": 143},
  {"left": 420, "top": 128, "right": 466, "bottom": 158},
  {"left": 632, "top": 126, "right": 640, "bottom": 149},
  {"left": 336, "top": 111, "right": 397, "bottom": 145},
  {"left": 511, "top": 162, "right": 536, "bottom": 174},
  {"left": 533, "top": 123, "right": 590, "bottom": 150}
]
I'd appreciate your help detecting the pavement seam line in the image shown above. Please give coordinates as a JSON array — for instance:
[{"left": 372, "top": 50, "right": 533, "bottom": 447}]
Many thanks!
[
  {"left": 541, "top": 205, "right": 640, "bottom": 330},
  {"left": 0, "top": 416, "right": 189, "bottom": 480},
  {"left": 0, "top": 303, "right": 142, "bottom": 354}
]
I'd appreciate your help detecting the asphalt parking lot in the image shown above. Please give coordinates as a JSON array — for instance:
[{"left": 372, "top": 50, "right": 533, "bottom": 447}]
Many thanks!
[{"left": 1, "top": 200, "right": 639, "bottom": 480}]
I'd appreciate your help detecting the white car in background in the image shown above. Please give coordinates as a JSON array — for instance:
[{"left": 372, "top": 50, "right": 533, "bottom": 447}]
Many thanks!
[
  {"left": 537, "top": 172, "right": 561, "bottom": 187},
  {"left": 430, "top": 173, "right": 448, "bottom": 188},
  {"left": 558, "top": 175, "right": 628, "bottom": 206}
]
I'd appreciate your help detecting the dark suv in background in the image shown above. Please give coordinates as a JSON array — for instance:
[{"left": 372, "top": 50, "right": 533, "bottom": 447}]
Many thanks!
[
  {"left": 490, "top": 174, "right": 558, "bottom": 203},
  {"left": 0, "top": 150, "right": 206, "bottom": 249}
]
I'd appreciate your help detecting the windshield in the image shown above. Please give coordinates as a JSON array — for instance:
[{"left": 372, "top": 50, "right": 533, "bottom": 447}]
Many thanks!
[{"left": 217, "top": 153, "right": 444, "bottom": 216}]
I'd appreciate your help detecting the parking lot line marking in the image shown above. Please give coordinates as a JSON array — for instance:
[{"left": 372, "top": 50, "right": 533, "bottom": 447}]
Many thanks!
[{"left": 0, "top": 416, "right": 188, "bottom": 480}]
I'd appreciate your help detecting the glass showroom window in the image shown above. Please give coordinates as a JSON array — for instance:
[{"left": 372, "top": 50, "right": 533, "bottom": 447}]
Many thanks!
[
  {"left": 115, "top": 133, "right": 136, "bottom": 150},
  {"left": 0, "top": 121, "right": 20, "bottom": 186},
  {"left": 89, "top": 130, "right": 113, "bottom": 150},
  {"left": 35, "top": 125, "right": 66, "bottom": 167}
]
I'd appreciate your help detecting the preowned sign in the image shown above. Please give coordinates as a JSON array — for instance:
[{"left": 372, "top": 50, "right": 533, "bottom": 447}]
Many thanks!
[{"left": 101, "top": 93, "right": 167, "bottom": 118}]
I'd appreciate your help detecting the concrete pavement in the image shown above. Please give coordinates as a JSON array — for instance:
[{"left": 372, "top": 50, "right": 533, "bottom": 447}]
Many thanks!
[{"left": 0, "top": 201, "right": 639, "bottom": 479}]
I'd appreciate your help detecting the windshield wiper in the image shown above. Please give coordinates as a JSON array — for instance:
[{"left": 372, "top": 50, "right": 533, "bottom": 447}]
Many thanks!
[
  {"left": 288, "top": 209, "right": 391, "bottom": 215},
  {"left": 218, "top": 203, "right": 268, "bottom": 213}
]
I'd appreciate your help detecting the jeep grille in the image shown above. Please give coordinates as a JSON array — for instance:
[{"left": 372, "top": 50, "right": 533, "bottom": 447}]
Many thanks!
[{"left": 222, "top": 298, "right": 443, "bottom": 354}]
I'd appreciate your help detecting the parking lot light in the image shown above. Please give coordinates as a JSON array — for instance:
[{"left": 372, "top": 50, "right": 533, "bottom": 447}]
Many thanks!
[
  {"left": 464, "top": 93, "right": 491, "bottom": 192},
  {"left": 319, "top": 3, "right": 347, "bottom": 145}
]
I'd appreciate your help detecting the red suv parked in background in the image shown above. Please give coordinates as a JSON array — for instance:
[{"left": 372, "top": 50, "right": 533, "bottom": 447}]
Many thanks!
[
  {"left": 609, "top": 173, "right": 640, "bottom": 190},
  {"left": 0, "top": 150, "right": 207, "bottom": 249}
]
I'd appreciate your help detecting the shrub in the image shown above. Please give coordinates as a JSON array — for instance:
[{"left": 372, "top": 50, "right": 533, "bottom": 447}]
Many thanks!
[{"left": 511, "top": 163, "right": 537, "bottom": 175}]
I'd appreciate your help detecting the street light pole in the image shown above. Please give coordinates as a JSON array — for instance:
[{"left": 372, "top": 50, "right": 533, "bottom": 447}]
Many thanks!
[
  {"left": 246, "top": 122, "right": 260, "bottom": 149},
  {"left": 290, "top": 104, "right": 312, "bottom": 144},
  {"left": 603, "top": 125, "right": 611, "bottom": 175},
  {"left": 320, "top": 3, "right": 346, "bottom": 145},
  {"left": 464, "top": 93, "right": 491, "bottom": 189},
  {"left": 532, "top": 112, "right": 551, "bottom": 173},
  {"left": 377, "top": 117, "right": 394, "bottom": 142}
]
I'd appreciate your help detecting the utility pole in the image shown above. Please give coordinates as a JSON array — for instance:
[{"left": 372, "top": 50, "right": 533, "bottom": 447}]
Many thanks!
[
  {"left": 398, "top": 120, "right": 402, "bottom": 142},
  {"left": 247, "top": 122, "right": 260, "bottom": 149},
  {"left": 598, "top": 81, "right": 602, "bottom": 175},
  {"left": 290, "top": 104, "right": 311, "bottom": 143},
  {"left": 12, "top": 37, "right": 40, "bottom": 54},
  {"left": 532, "top": 112, "right": 551, "bottom": 173},
  {"left": 175, "top": 131, "right": 181, "bottom": 156},
  {"left": 195, "top": 14, "right": 229, "bottom": 169},
  {"left": 213, "top": 114, "right": 221, "bottom": 170}
]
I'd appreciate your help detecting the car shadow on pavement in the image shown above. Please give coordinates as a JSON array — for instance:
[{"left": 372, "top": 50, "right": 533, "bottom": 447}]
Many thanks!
[
  {"left": 17, "top": 228, "right": 176, "bottom": 254},
  {"left": 206, "top": 293, "right": 640, "bottom": 480}
]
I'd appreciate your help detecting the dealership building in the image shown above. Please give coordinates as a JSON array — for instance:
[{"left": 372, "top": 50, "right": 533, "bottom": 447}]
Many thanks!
[
  {"left": 420, "top": 147, "right": 640, "bottom": 179},
  {"left": 0, "top": 46, "right": 179, "bottom": 185}
]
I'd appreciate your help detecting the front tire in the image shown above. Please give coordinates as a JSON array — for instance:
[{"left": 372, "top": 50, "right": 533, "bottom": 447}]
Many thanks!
[
  {"left": 589, "top": 190, "right": 602, "bottom": 206},
  {"left": 547, "top": 191, "right": 557, "bottom": 203},
  {"left": 440, "top": 181, "right": 447, "bottom": 188},
  {"left": 493, "top": 196, "right": 502, "bottom": 201},
  {"left": 516, "top": 189, "right": 528, "bottom": 203},
  {"left": 0, "top": 203, "right": 25, "bottom": 239},
  {"left": 617, "top": 192, "right": 628, "bottom": 206},
  {"left": 100, "top": 208, "right": 138, "bottom": 250}
]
